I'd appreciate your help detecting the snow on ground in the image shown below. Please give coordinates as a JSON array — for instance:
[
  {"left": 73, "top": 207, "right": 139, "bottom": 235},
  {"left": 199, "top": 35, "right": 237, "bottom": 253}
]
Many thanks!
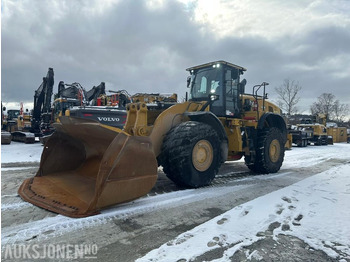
[
  {"left": 0, "top": 140, "right": 346, "bottom": 166},
  {"left": 1, "top": 141, "right": 43, "bottom": 164},
  {"left": 282, "top": 143, "right": 348, "bottom": 169},
  {"left": 137, "top": 144, "right": 350, "bottom": 262},
  {"left": 1, "top": 185, "right": 255, "bottom": 246},
  {"left": 1, "top": 141, "right": 350, "bottom": 261},
  {"left": 138, "top": 163, "right": 350, "bottom": 261}
]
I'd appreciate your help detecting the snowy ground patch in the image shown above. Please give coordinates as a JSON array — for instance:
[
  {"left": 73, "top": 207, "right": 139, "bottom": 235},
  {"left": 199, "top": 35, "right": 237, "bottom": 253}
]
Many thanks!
[
  {"left": 282, "top": 143, "right": 349, "bottom": 169},
  {"left": 138, "top": 163, "right": 350, "bottom": 261},
  {"left": 1, "top": 142, "right": 43, "bottom": 164},
  {"left": 1, "top": 138, "right": 350, "bottom": 261}
]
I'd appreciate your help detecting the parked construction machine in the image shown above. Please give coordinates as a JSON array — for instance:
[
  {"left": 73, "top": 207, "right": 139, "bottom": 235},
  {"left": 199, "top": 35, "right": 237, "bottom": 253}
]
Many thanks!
[
  {"left": 326, "top": 123, "right": 347, "bottom": 143},
  {"left": 288, "top": 124, "right": 313, "bottom": 147},
  {"left": 1, "top": 131, "right": 11, "bottom": 144},
  {"left": 297, "top": 114, "right": 329, "bottom": 145},
  {"left": 31, "top": 68, "right": 55, "bottom": 137},
  {"left": 53, "top": 82, "right": 133, "bottom": 128},
  {"left": 65, "top": 85, "right": 131, "bottom": 129},
  {"left": 67, "top": 90, "right": 178, "bottom": 129},
  {"left": 12, "top": 103, "right": 35, "bottom": 143},
  {"left": 19, "top": 61, "right": 287, "bottom": 218},
  {"left": 1, "top": 103, "right": 12, "bottom": 144},
  {"left": 1, "top": 104, "right": 35, "bottom": 143},
  {"left": 2, "top": 109, "right": 20, "bottom": 132}
]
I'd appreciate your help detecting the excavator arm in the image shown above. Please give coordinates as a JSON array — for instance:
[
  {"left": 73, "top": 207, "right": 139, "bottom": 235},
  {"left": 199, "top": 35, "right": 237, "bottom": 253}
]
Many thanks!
[{"left": 31, "top": 68, "right": 54, "bottom": 136}]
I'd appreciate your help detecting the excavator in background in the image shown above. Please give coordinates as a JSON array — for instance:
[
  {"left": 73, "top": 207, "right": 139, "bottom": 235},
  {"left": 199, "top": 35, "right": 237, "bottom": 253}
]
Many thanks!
[
  {"left": 1, "top": 103, "right": 35, "bottom": 143},
  {"left": 52, "top": 81, "right": 92, "bottom": 123},
  {"left": 38, "top": 80, "right": 104, "bottom": 144},
  {"left": 69, "top": 91, "right": 178, "bottom": 129},
  {"left": 32, "top": 68, "right": 112, "bottom": 138},
  {"left": 31, "top": 68, "right": 55, "bottom": 137},
  {"left": 11, "top": 103, "right": 35, "bottom": 143},
  {"left": 68, "top": 92, "right": 178, "bottom": 129},
  {"left": 58, "top": 83, "right": 130, "bottom": 129},
  {"left": 58, "top": 82, "right": 178, "bottom": 129},
  {"left": 19, "top": 60, "right": 287, "bottom": 218},
  {"left": 1, "top": 103, "right": 12, "bottom": 144},
  {"left": 36, "top": 70, "right": 129, "bottom": 142}
]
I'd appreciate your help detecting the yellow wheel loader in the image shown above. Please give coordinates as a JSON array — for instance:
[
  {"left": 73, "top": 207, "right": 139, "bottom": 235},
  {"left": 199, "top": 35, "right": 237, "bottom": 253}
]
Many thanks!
[{"left": 19, "top": 61, "right": 287, "bottom": 218}]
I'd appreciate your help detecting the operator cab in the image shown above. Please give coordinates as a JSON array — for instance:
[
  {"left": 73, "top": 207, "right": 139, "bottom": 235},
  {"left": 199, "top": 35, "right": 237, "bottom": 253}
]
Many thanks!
[
  {"left": 186, "top": 60, "right": 246, "bottom": 118},
  {"left": 7, "top": 110, "right": 21, "bottom": 120}
]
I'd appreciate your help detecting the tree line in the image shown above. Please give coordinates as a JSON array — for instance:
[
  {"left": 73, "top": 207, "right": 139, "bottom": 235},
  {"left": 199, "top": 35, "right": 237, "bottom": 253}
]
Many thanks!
[{"left": 274, "top": 79, "right": 350, "bottom": 126}]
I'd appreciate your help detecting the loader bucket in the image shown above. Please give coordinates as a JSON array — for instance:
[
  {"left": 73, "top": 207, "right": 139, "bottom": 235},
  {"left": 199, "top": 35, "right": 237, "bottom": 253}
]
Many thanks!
[{"left": 18, "top": 117, "right": 158, "bottom": 218}]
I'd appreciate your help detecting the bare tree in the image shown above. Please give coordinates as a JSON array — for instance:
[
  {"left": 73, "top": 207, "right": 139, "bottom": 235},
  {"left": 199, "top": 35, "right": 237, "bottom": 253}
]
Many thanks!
[
  {"left": 333, "top": 100, "right": 350, "bottom": 123},
  {"left": 310, "top": 93, "right": 349, "bottom": 122},
  {"left": 275, "top": 79, "right": 302, "bottom": 116},
  {"left": 310, "top": 93, "right": 335, "bottom": 121}
]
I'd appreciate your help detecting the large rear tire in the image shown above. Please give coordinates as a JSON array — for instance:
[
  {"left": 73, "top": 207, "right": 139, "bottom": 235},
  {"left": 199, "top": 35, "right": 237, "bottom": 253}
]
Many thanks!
[
  {"left": 160, "top": 121, "right": 222, "bottom": 188},
  {"left": 245, "top": 127, "right": 285, "bottom": 174}
]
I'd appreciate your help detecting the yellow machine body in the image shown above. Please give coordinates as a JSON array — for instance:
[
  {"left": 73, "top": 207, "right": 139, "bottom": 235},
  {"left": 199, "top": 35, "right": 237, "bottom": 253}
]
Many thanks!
[{"left": 19, "top": 61, "right": 287, "bottom": 218}]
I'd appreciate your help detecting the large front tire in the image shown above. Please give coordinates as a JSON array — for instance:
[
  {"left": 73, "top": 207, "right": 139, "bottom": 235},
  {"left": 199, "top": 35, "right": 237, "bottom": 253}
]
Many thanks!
[
  {"left": 160, "top": 121, "right": 222, "bottom": 188},
  {"left": 245, "top": 127, "right": 285, "bottom": 174}
]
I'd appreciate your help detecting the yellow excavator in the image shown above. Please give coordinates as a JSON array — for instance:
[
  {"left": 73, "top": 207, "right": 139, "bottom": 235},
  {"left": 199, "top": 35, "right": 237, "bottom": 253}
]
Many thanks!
[{"left": 19, "top": 61, "right": 287, "bottom": 218}]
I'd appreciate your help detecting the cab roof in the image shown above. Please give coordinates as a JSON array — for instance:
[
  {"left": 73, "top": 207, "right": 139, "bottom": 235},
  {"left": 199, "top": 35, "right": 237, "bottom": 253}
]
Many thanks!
[{"left": 186, "top": 60, "right": 247, "bottom": 72}]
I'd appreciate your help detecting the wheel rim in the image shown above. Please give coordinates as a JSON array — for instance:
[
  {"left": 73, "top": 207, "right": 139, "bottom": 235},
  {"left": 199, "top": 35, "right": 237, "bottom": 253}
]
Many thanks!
[
  {"left": 192, "top": 140, "right": 213, "bottom": 172},
  {"left": 269, "top": 139, "right": 280, "bottom": 163}
]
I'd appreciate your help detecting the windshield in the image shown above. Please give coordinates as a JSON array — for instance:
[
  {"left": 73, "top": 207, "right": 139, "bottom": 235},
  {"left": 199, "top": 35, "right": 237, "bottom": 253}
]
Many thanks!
[
  {"left": 190, "top": 68, "right": 222, "bottom": 100},
  {"left": 7, "top": 110, "right": 20, "bottom": 119}
]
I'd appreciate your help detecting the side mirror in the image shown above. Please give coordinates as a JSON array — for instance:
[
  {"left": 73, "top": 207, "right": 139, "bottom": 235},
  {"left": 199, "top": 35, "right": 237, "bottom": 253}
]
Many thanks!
[
  {"left": 187, "top": 75, "right": 195, "bottom": 88},
  {"left": 2, "top": 107, "right": 6, "bottom": 111},
  {"left": 187, "top": 76, "right": 191, "bottom": 88},
  {"left": 239, "top": 79, "right": 247, "bottom": 94}
]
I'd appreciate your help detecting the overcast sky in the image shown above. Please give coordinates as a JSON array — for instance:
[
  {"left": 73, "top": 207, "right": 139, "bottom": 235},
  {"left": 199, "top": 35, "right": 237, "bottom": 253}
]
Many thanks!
[{"left": 1, "top": 0, "right": 350, "bottom": 115}]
